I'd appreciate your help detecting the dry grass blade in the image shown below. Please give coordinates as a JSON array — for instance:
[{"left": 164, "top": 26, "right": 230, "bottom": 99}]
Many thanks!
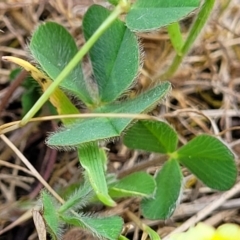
[
  {"left": 32, "top": 209, "right": 47, "bottom": 240},
  {"left": 0, "top": 210, "right": 32, "bottom": 235},
  {"left": 0, "top": 134, "right": 64, "bottom": 204}
]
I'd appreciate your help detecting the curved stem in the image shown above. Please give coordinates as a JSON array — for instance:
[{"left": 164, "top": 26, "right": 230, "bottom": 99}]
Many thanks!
[{"left": 156, "top": 0, "right": 215, "bottom": 81}]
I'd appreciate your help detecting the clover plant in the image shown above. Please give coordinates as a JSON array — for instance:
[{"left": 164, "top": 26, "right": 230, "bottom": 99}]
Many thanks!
[{"left": 2, "top": 0, "right": 237, "bottom": 239}]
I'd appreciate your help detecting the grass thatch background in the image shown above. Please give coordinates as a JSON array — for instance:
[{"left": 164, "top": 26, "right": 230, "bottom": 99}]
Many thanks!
[{"left": 0, "top": 0, "right": 240, "bottom": 239}]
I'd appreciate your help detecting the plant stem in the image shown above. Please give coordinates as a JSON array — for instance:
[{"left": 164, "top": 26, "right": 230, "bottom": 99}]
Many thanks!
[
  {"left": 20, "top": 2, "right": 129, "bottom": 126},
  {"left": 167, "top": 22, "right": 184, "bottom": 55},
  {"left": 156, "top": 0, "right": 215, "bottom": 81}
]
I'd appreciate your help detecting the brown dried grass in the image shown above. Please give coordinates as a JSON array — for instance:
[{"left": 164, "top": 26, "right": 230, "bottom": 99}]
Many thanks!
[{"left": 0, "top": 1, "right": 240, "bottom": 239}]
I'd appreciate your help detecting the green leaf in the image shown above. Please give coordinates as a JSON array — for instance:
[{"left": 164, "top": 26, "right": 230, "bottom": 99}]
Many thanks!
[
  {"left": 62, "top": 214, "right": 123, "bottom": 240},
  {"left": 41, "top": 191, "right": 60, "bottom": 239},
  {"left": 29, "top": 22, "right": 93, "bottom": 104},
  {"left": 77, "top": 143, "right": 116, "bottom": 207},
  {"left": 58, "top": 182, "right": 93, "bottom": 213},
  {"left": 9, "top": 68, "right": 21, "bottom": 80},
  {"left": 60, "top": 214, "right": 85, "bottom": 228},
  {"left": 83, "top": 5, "right": 140, "bottom": 103},
  {"left": 141, "top": 159, "right": 183, "bottom": 219},
  {"left": 123, "top": 120, "right": 178, "bottom": 153},
  {"left": 119, "top": 236, "right": 129, "bottom": 240},
  {"left": 109, "top": 172, "right": 155, "bottom": 198},
  {"left": 48, "top": 117, "right": 118, "bottom": 147},
  {"left": 176, "top": 135, "right": 237, "bottom": 190},
  {"left": 10, "top": 70, "right": 41, "bottom": 116},
  {"left": 47, "top": 82, "right": 171, "bottom": 147},
  {"left": 145, "top": 226, "right": 161, "bottom": 240},
  {"left": 126, "top": 0, "right": 200, "bottom": 31},
  {"left": 21, "top": 86, "right": 40, "bottom": 116},
  {"left": 107, "top": 0, "right": 119, "bottom": 6},
  {"left": 83, "top": 215, "right": 123, "bottom": 240}
]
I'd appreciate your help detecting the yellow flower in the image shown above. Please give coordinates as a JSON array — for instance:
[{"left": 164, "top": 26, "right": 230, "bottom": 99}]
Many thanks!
[
  {"left": 170, "top": 223, "right": 240, "bottom": 240},
  {"left": 213, "top": 223, "right": 240, "bottom": 240}
]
